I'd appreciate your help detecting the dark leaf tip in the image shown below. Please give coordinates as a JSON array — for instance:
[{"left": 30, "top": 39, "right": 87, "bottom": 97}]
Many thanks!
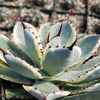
[
  {"left": 0, "top": 48, "right": 9, "bottom": 55},
  {"left": 19, "top": 14, "right": 27, "bottom": 29},
  {"left": 57, "top": 23, "right": 63, "bottom": 37}
]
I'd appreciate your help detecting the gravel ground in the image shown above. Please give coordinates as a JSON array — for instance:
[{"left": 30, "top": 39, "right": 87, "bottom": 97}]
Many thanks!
[
  {"left": 28, "top": 0, "right": 53, "bottom": 9},
  {"left": 88, "top": 0, "right": 100, "bottom": 14},
  {"left": 21, "top": 8, "right": 49, "bottom": 26},
  {"left": 88, "top": 16, "right": 100, "bottom": 34},
  {"left": 55, "top": 0, "right": 86, "bottom": 13},
  {"left": 0, "top": 7, "right": 18, "bottom": 28},
  {"left": 0, "top": 0, "right": 100, "bottom": 35},
  {"left": 0, "top": 0, "right": 25, "bottom": 6}
]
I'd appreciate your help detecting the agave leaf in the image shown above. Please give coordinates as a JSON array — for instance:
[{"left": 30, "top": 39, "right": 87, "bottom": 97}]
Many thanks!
[
  {"left": 52, "top": 65, "right": 100, "bottom": 84},
  {"left": 0, "top": 35, "right": 32, "bottom": 63},
  {"left": 13, "top": 21, "right": 41, "bottom": 66},
  {"left": 52, "top": 70, "right": 85, "bottom": 83},
  {"left": 49, "top": 21, "right": 76, "bottom": 47},
  {"left": 23, "top": 82, "right": 70, "bottom": 100},
  {"left": 5, "top": 88, "right": 33, "bottom": 100},
  {"left": 81, "top": 83, "right": 100, "bottom": 93},
  {"left": 0, "top": 60, "right": 33, "bottom": 84},
  {"left": 57, "top": 92, "right": 100, "bottom": 100},
  {"left": 59, "top": 79, "right": 100, "bottom": 93},
  {"left": 77, "top": 35, "right": 100, "bottom": 63},
  {"left": 69, "top": 82, "right": 100, "bottom": 95},
  {"left": 60, "top": 21, "right": 76, "bottom": 47},
  {"left": 71, "top": 55, "right": 100, "bottom": 71},
  {"left": 13, "top": 21, "right": 37, "bottom": 45},
  {"left": 39, "top": 23, "right": 51, "bottom": 47},
  {"left": 70, "top": 66, "right": 100, "bottom": 84},
  {"left": 46, "top": 91, "right": 70, "bottom": 100},
  {"left": 4, "top": 54, "right": 43, "bottom": 79},
  {"left": 41, "top": 46, "right": 81, "bottom": 76},
  {"left": 24, "top": 28, "right": 41, "bottom": 66},
  {"left": 49, "top": 22, "right": 61, "bottom": 40},
  {"left": 58, "top": 79, "right": 100, "bottom": 100}
]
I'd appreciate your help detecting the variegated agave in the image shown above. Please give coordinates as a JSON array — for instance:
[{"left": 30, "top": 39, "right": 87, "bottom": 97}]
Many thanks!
[{"left": 0, "top": 15, "right": 100, "bottom": 100}]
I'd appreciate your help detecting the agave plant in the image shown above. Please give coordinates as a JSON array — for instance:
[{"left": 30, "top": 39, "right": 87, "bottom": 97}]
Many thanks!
[{"left": 0, "top": 15, "right": 100, "bottom": 100}]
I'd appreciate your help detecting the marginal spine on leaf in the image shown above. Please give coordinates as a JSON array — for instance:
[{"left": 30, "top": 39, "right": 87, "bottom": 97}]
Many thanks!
[
  {"left": 32, "top": 32, "right": 34, "bottom": 35},
  {"left": 40, "top": 49, "right": 43, "bottom": 51},
  {"left": 19, "top": 14, "right": 27, "bottom": 29},
  {"left": 49, "top": 45, "right": 51, "bottom": 48},
  {"left": 0, "top": 48, "right": 9, "bottom": 55},
  {"left": 21, "top": 57, "right": 24, "bottom": 60},
  {"left": 56, "top": 23, "right": 63, "bottom": 37},
  {"left": 78, "top": 76, "right": 80, "bottom": 78},
  {"left": 94, "top": 66, "right": 97, "bottom": 68},
  {"left": 38, "top": 42, "right": 41, "bottom": 45},
  {"left": 53, "top": 91, "right": 55, "bottom": 94},
  {"left": 42, "top": 47, "right": 45, "bottom": 49},
  {"left": 14, "top": 55, "right": 17, "bottom": 57},
  {"left": 94, "top": 83, "right": 96, "bottom": 85},
  {"left": 35, "top": 36, "right": 38, "bottom": 39},
  {"left": 46, "top": 42, "right": 48, "bottom": 45},
  {"left": 86, "top": 71, "right": 88, "bottom": 73},
  {"left": 67, "top": 36, "right": 77, "bottom": 50},
  {"left": 30, "top": 62, "right": 34, "bottom": 65},
  {"left": 7, "top": 48, "right": 11, "bottom": 50},
  {"left": 38, "top": 70, "right": 40, "bottom": 72},
  {"left": 56, "top": 45, "right": 59, "bottom": 48},
  {"left": 34, "top": 87, "right": 37, "bottom": 90}
]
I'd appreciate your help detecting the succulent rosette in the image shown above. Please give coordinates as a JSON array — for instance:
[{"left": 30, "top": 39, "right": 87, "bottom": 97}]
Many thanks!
[{"left": 0, "top": 15, "right": 100, "bottom": 100}]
